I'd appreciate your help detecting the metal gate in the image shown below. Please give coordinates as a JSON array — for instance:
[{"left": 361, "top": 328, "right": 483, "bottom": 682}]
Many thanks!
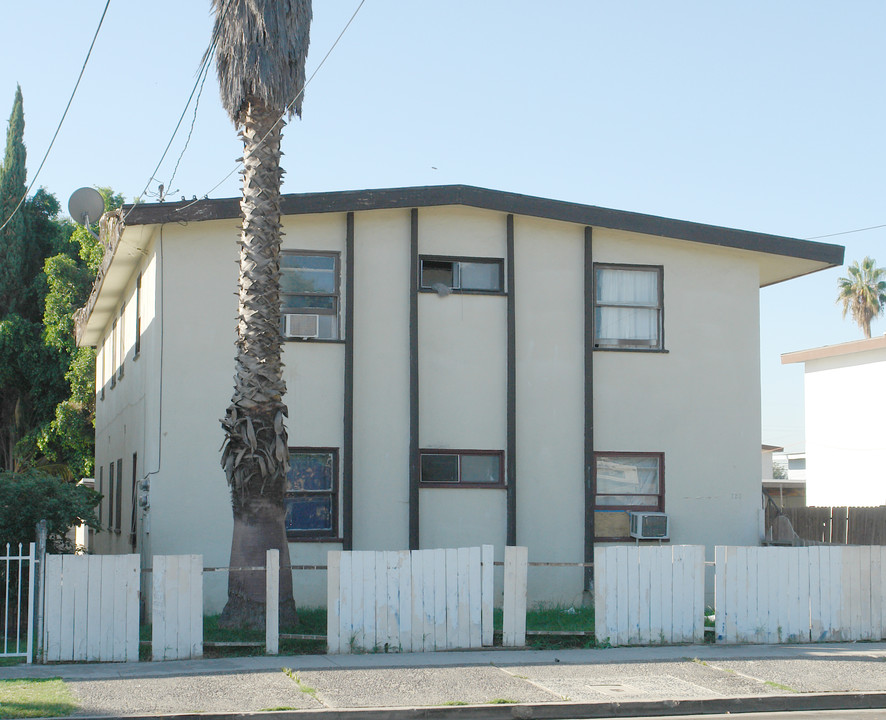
[{"left": 0, "top": 543, "right": 35, "bottom": 663}]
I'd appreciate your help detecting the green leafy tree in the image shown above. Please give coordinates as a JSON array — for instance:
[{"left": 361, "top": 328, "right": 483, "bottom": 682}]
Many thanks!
[
  {"left": 212, "top": 0, "right": 312, "bottom": 628},
  {"left": 0, "top": 85, "right": 27, "bottom": 318},
  {"left": 0, "top": 470, "right": 100, "bottom": 552},
  {"left": 36, "top": 187, "right": 122, "bottom": 478},
  {"left": 836, "top": 257, "right": 886, "bottom": 339}
]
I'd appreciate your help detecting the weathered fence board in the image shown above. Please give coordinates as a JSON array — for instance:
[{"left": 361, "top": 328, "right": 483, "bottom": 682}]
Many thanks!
[
  {"left": 43, "top": 554, "right": 139, "bottom": 662},
  {"left": 595, "top": 545, "right": 704, "bottom": 646},
  {"left": 327, "top": 545, "right": 494, "bottom": 654},
  {"left": 715, "top": 545, "right": 886, "bottom": 643},
  {"left": 777, "top": 506, "right": 886, "bottom": 545},
  {"left": 502, "top": 545, "right": 528, "bottom": 647},
  {"left": 152, "top": 554, "right": 202, "bottom": 661}
]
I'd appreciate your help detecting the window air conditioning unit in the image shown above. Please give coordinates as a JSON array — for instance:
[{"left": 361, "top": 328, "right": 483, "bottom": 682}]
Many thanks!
[
  {"left": 629, "top": 512, "right": 669, "bottom": 540},
  {"left": 284, "top": 313, "right": 319, "bottom": 339}
]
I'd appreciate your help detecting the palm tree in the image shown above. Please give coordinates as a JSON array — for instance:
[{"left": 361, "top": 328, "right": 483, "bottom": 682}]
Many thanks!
[
  {"left": 212, "top": 0, "right": 311, "bottom": 628},
  {"left": 836, "top": 257, "right": 886, "bottom": 339}
]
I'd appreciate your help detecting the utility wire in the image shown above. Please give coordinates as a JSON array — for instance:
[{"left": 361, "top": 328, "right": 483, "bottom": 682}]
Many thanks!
[
  {"left": 0, "top": 0, "right": 111, "bottom": 233},
  {"left": 175, "top": 0, "right": 367, "bottom": 214},
  {"left": 804, "top": 224, "right": 886, "bottom": 241},
  {"left": 165, "top": 49, "right": 214, "bottom": 195},
  {"left": 124, "top": 0, "right": 233, "bottom": 221}
]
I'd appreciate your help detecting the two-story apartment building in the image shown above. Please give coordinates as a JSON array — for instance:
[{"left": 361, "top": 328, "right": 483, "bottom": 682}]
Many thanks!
[{"left": 75, "top": 185, "right": 843, "bottom": 611}]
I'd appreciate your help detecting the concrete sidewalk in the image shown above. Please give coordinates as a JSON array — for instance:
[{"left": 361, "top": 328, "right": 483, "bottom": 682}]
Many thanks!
[{"left": 5, "top": 643, "right": 886, "bottom": 718}]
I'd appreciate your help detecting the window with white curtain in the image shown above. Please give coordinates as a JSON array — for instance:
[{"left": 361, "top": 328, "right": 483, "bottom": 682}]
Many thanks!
[
  {"left": 594, "top": 453, "right": 663, "bottom": 509},
  {"left": 594, "top": 264, "right": 662, "bottom": 350}
]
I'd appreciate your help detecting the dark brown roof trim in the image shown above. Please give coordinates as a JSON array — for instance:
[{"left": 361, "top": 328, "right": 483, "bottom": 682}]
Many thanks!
[{"left": 122, "top": 184, "right": 844, "bottom": 265}]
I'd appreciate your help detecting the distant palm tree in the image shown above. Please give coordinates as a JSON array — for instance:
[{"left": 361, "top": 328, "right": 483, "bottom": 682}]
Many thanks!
[
  {"left": 212, "top": 0, "right": 311, "bottom": 628},
  {"left": 836, "top": 257, "right": 886, "bottom": 339}
]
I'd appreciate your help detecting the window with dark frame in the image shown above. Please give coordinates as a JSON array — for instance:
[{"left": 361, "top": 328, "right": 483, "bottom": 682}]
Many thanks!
[
  {"left": 107, "top": 461, "right": 114, "bottom": 531},
  {"left": 419, "top": 256, "right": 504, "bottom": 293},
  {"left": 115, "top": 458, "right": 123, "bottom": 533},
  {"left": 593, "top": 264, "right": 663, "bottom": 350},
  {"left": 593, "top": 452, "right": 664, "bottom": 541},
  {"left": 97, "top": 465, "right": 103, "bottom": 526},
  {"left": 280, "top": 251, "right": 341, "bottom": 340},
  {"left": 110, "top": 319, "right": 117, "bottom": 388},
  {"left": 117, "top": 305, "right": 125, "bottom": 379},
  {"left": 130, "top": 452, "right": 138, "bottom": 549},
  {"left": 419, "top": 450, "right": 504, "bottom": 487},
  {"left": 134, "top": 273, "right": 141, "bottom": 358},
  {"left": 284, "top": 449, "right": 338, "bottom": 539}
]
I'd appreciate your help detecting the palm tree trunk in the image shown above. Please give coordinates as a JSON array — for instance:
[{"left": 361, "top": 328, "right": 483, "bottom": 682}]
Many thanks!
[{"left": 220, "top": 102, "right": 297, "bottom": 629}]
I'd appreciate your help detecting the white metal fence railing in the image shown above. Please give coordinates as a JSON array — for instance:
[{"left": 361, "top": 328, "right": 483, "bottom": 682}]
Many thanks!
[{"left": 1, "top": 543, "right": 35, "bottom": 663}]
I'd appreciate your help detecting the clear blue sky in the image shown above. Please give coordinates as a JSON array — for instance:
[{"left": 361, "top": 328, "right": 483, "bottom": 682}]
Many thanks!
[{"left": 3, "top": 1, "right": 885, "bottom": 452}]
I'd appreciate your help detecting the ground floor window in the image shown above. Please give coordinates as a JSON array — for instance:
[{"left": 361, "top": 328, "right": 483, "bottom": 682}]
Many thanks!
[
  {"left": 593, "top": 452, "right": 664, "bottom": 541},
  {"left": 285, "top": 448, "right": 338, "bottom": 539},
  {"left": 419, "top": 450, "right": 504, "bottom": 487}
]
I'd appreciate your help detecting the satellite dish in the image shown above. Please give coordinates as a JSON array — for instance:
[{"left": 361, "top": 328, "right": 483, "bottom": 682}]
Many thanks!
[{"left": 68, "top": 187, "right": 105, "bottom": 227}]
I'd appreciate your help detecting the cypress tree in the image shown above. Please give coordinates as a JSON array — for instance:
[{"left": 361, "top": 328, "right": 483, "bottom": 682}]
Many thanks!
[{"left": 0, "top": 85, "right": 27, "bottom": 317}]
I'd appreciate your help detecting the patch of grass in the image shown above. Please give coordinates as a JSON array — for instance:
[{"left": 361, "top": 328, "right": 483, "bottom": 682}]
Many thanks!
[
  {"left": 260, "top": 707, "right": 297, "bottom": 712},
  {"left": 0, "top": 678, "right": 78, "bottom": 718},
  {"left": 499, "top": 604, "right": 597, "bottom": 649},
  {"left": 282, "top": 667, "right": 317, "bottom": 697},
  {"left": 488, "top": 698, "right": 518, "bottom": 704},
  {"left": 764, "top": 681, "right": 797, "bottom": 693},
  {"left": 140, "top": 609, "right": 329, "bottom": 659},
  {"left": 442, "top": 700, "right": 468, "bottom": 706}
]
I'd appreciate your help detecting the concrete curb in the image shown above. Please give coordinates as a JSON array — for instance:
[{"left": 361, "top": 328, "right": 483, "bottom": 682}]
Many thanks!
[{"left": 58, "top": 691, "right": 886, "bottom": 720}]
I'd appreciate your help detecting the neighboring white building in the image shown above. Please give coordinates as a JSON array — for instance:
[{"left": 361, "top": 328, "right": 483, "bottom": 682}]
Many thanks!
[
  {"left": 75, "top": 185, "right": 843, "bottom": 610},
  {"left": 761, "top": 444, "right": 784, "bottom": 479},
  {"left": 783, "top": 336, "right": 886, "bottom": 507}
]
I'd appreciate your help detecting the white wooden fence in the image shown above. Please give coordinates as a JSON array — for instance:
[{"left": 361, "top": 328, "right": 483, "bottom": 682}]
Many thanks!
[
  {"left": 43, "top": 554, "right": 139, "bottom": 662},
  {"left": 327, "top": 546, "right": 494, "bottom": 653},
  {"left": 502, "top": 545, "right": 528, "bottom": 647},
  {"left": 715, "top": 545, "right": 886, "bottom": 644},
  {"left": 594, "top": 545, "right": 705, "bottom": 646},
  {"left": 1, "top": 543, "right": 35, "bottom": 663},
  {"left": 152, "top": 554, "right": 203, "bottom": 660}
]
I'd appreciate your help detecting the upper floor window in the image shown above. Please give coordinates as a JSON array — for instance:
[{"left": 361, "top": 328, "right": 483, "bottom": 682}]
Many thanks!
[
  {"left": 420, "top": 256, "right": 504, "bottom": 294},
  {"left": 281, "top": 251, "right": 340, "bottom": 340},
  {"left": 594, "top": 264, "right": 662, "bottom": 350},
  {"left": 134, "top": 273, "right": 142, "bottom": 358},
  {"left": 117, "top": 305, "right": 125, "bottom": 379}
]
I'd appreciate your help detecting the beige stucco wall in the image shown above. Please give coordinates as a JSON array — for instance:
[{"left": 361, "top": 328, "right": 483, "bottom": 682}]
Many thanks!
[
  {"left": 418, "top": 207, "right": 508, "bottom": 552},
  {"left": 92, "top": 204, "right": 769, "bottom": 613},
  {"left": 92, "top": 228, "right": 161, "bottom": 585},
  {"left": 593, "top": 230, "right": 763, "bottom": 563},
  {"left": 351, "top": 210, "right": 412, "bottom": 553},
  {"left": 804, "top": 349, "right": 886, "bottom": 506},
  {"left": 513, "top": 216, "right": 587, "bottom": 604}
]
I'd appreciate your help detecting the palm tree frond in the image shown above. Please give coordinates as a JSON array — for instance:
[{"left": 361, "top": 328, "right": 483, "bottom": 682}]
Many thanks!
[{"left": 211, "top": 0, "right": 312, "bottom": 124}]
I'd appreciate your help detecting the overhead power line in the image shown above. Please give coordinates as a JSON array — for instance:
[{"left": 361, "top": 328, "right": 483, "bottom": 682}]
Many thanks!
[
  {"left": 0, "top": 0, "right": 111, "bottom": 233},
  {"left": 124, "top": 0, "right": 233, "bottom": 222},
  {"left": 804, "top": 224, "right": 886, "bottom": 241}
]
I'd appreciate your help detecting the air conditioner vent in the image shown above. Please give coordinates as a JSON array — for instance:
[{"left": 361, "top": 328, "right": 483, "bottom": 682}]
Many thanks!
[
  {"left": 629, "top": 512, "right": 669, "bottom": 540},
  {"left": 284, "top": 313, "right": 319, "bottom": 339}
]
